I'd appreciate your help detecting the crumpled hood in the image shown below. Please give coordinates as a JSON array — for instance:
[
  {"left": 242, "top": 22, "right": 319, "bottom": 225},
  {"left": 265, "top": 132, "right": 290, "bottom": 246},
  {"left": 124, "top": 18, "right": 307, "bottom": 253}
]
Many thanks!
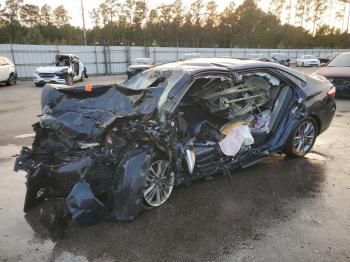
[
  {"left": 40, "top": 84, "right": 164, "bottom": 143},
  {"left": 36, "top": 66, "right": 69, "bottom": 74}
]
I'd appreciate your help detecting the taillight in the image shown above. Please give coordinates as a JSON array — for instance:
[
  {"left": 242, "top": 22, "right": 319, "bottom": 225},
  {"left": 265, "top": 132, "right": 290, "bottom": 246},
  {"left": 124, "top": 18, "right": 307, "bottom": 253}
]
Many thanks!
[{"left": 327, "top": 86, "right": 336, "bottom": 97}]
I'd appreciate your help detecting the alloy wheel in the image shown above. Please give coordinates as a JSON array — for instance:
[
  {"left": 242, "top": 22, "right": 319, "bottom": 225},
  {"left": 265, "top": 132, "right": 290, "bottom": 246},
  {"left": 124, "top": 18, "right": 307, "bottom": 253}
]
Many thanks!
[
  {"left": 144, "top": 159, "right": 174, "bottom": 207},
  {"left": 293, "top": 121, "right": 316, "bottom": 154}
]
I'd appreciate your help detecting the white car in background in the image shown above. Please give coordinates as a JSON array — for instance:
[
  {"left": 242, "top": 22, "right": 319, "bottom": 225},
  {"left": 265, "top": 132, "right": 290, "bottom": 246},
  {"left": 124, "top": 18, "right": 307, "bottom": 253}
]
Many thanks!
[
  {"left": 182, "top": 53, "right": 201, "bottom": 60},
  {"left": 33, "top": 54, "right": 87, "bottom": 87},
  {"left": 247, "top": 54, "right": 271, "bottom": 62},
  {"left": 0, "top": 56, "right": 17, "bottom": 86},
  {"left": 296, "top": 55, "right": 320, "bottom": 67}
]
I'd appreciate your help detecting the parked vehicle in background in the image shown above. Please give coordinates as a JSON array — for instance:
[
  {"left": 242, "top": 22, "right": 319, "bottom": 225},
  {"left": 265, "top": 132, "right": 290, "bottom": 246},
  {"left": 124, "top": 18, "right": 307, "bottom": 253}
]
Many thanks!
[
  {"left": 0, "top": 56, "right": 17, "bottom": 86},
  {"left": 315, "top": 52, "right": 350, "bottom": 97},
  {"left": 182, "top": 53, "right": 201, "bottom": 60},
  {"left": 33, "top": 54, "right": 87, "bottom": 87},
  {"left": 270, "top": 53, "right": 290, "bottom": 67},
  {"left": 15, "top": 58, "right": 336, "bottom": 240},
  {"left": 247, "top": 54, "right": 271, "bottom": 62},
  {"left": 127, "top": 58, "right": 154, "bottom": 79},
  {"left": 296, "top": 55, "right": 320, "bottom": 67},
  {"left": 318, "top": 53, "right": 338, "bottom": 64}
]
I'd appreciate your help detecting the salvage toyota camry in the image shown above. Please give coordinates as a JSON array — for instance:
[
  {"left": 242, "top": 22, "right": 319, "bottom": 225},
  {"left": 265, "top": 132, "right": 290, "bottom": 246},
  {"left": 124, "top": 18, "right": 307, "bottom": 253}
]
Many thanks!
[{"left": 14, "top": 58, "right": 336, "bottom": 240}]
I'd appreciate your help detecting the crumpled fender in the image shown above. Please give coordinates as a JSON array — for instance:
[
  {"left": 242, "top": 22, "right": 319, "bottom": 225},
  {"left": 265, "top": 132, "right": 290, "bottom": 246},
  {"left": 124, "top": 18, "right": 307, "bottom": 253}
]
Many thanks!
[
  {"left": 66, "top": 180, "right": 106, "bottom": 226},
  {"left": 108, "top": 145, "right": 154, "bottom": 221}
]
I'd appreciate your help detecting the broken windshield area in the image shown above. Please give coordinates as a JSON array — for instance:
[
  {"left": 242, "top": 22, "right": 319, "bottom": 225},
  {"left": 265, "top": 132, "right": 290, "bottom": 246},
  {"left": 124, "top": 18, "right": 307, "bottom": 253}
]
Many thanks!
[
  {"left": 124, "top": 68, "right": 186, "bottom": 109},
  {"left": 55, "top": 55, "right": 71, "bottom": 67}
]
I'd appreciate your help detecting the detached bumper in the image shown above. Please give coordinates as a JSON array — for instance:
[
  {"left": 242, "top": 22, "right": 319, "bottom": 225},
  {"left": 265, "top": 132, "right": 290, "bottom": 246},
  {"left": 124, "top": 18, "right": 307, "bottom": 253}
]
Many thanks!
[
  {"left": 14, "top": 143, "right": 155, "bottom": 240},
  {"left": 14, "top": 146, "right": 92, "bottom": 212}
]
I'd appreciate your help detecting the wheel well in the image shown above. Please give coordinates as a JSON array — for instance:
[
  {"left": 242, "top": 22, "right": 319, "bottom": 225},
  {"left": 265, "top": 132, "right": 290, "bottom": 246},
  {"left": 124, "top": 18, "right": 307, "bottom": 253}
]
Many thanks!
[{"left": 310, "top": 114, "right": 321, "bottom": 135}]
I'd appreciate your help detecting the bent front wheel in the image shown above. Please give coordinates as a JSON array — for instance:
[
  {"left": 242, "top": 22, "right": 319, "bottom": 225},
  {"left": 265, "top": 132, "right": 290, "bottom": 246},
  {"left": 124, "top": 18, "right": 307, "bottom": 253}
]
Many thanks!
[{"left": 143, "top": 159, "right": 175, "bottom": 207}]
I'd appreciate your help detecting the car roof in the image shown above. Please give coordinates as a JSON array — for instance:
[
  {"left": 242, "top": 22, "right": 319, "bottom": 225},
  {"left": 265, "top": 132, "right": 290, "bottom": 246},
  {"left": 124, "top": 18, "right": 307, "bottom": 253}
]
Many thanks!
[
  {"left": 56, "top": 54, "right": 78, "bottom": 58},
  {"left": 152, "top": 57, "right": 307, "bottom": 82},
  {"left": 336, "top": 52, "right": 350, "bottom": 56}
]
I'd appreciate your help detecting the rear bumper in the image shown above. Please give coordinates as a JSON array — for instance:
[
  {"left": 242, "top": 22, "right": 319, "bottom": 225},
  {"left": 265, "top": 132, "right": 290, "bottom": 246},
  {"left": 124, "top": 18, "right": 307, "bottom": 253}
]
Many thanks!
[{"left": 318, "top": 97, "right": 336, "bottom": 134}]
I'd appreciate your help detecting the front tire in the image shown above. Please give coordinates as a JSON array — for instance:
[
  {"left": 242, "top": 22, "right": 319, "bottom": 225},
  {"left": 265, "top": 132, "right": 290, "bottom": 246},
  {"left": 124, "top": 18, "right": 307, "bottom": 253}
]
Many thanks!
[
  {"left": 80, "top": 73, "right": 84, "bottom": 82},
  {"left": 143, "top": 158, "right": 175, "bottom": 208},
  {"left": 65, "top": 75, "right": 73, "bottom": 86},
  {"left": 35, "top": 82, "right": 45, "bottom": 87},
  {"left": 284, "top": 117, "right": 318, "bottom": 158}
]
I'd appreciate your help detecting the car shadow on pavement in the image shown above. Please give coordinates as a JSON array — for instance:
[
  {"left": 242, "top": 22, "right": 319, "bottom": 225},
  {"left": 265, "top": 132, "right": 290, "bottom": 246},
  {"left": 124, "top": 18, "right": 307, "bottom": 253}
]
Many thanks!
[{"left": 24, "top": 155, "right": 326, "bottom": 262}]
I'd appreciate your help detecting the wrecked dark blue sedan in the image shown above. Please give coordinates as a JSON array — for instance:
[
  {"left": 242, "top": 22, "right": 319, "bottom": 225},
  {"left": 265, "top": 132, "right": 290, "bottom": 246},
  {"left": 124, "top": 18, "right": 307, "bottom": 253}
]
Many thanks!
[{"left": 14, "top": 58, "right": 336, "bottom": 240}]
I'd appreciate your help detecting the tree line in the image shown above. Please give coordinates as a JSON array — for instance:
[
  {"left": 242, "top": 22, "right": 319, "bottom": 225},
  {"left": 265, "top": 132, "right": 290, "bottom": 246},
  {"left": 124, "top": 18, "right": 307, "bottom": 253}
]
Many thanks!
[{"left": 0, "top": 0, "right": 350, "bottom": 48}]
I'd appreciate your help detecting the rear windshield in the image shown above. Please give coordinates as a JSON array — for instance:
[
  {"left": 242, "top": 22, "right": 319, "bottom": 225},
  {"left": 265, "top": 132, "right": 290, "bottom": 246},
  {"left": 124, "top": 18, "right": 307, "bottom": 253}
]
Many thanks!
[{"left": 328, "top": 53, "right": 350, "bottom": 67}]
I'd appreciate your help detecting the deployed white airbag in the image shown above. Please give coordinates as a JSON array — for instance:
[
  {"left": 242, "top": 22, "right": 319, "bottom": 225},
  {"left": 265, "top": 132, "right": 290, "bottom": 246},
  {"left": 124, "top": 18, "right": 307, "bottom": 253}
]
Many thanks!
[{"left": 219, "top": 125, "right": 254, "bottom": 156}]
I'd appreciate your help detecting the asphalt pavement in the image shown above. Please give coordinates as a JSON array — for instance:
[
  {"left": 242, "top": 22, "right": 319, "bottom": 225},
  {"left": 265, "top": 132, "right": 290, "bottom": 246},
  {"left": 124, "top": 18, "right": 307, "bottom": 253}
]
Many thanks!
[{"left": 0, "top": 67, "right": 349, "bottom": 262}]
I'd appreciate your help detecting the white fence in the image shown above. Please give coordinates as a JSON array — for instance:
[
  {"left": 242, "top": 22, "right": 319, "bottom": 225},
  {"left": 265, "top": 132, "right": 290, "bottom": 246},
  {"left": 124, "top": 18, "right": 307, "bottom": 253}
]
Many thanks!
[{"left": 0, "top": 44, "right": 348, "bottom": 78}]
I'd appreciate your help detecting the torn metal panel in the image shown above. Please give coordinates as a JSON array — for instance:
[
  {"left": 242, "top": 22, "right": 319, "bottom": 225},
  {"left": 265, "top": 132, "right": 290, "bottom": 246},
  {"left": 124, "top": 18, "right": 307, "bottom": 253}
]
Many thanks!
[
  {"left": 66, "top": 180, "right": 106, "bottom": 225},
  {"left": 109, "top": 146, "right": 154, "bottom": 220},
  {"left": 40, "top": 84, "right": 164, "bottom": 142}
]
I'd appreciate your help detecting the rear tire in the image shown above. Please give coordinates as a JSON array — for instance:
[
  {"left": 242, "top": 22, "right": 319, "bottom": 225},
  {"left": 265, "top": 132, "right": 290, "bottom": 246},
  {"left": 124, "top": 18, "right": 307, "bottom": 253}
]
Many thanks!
[
  {"left": 284, "top": 117, "right": 318, "bottom": 158},
  {"left": 6, "top": 74, "right": 16, "bottom": 86}
]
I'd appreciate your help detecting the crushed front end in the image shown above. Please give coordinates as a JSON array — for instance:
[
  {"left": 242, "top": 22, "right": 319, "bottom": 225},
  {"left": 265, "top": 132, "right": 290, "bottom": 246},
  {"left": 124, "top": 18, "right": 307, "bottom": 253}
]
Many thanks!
[{"left": 14, "top": 83, "right": 175, "bottom": 240}]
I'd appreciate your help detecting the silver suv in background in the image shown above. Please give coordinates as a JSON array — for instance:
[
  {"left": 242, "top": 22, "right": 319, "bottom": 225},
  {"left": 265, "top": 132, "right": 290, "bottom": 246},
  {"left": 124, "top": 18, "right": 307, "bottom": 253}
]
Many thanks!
[{"left": 33, "top": 54, "right": 87, "bottom": 87}]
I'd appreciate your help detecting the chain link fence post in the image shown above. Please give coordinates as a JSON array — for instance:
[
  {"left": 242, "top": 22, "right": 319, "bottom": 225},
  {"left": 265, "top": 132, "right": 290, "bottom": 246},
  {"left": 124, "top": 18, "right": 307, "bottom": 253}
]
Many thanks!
[
  {"left": 94, "top": 45, "right": 98, "bottom": 75},
  {"left": 103, "top": 45, "right": 108, "bottom": 74},
  {"left": 10, "top": 43, "right": 15, "bottom": 65}
]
